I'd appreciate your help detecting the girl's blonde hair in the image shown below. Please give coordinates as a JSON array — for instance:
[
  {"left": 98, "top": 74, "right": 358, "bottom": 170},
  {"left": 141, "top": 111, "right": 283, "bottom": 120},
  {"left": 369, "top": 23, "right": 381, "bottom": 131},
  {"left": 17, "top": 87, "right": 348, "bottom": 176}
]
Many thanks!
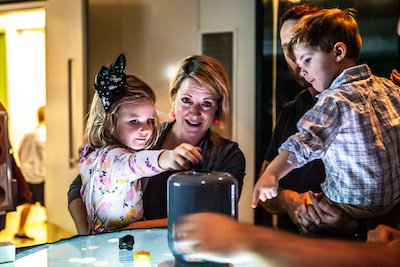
[
  {"left": 85, "top": 75, "right": 161, "bottom": 149},
  {"left": 169, "top": 55, "right": 231, "bottom": 130}
]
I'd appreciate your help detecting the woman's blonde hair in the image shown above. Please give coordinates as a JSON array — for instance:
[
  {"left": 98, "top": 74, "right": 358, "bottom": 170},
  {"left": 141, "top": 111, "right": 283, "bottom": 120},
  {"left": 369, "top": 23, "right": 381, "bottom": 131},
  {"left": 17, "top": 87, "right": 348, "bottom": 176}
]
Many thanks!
[
  {"left": 85, "top": 75, "right": 161, "bottom": 149},
  {"left": 169, "top": 55, "right": 231, "bottom": 130}
]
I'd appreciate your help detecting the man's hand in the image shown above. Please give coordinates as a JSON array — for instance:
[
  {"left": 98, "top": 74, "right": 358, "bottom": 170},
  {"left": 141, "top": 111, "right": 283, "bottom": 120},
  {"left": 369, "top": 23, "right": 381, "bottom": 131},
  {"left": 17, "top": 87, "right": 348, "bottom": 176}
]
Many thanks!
[
  {"left": 368, "top": 224, "right": 400, "bottom": 248},
  {"left": 175, "top": 213, "right": 261, "bottom": 264},
  {"left": 295, "top": 191, "right": 356, "bottom": 236},
  {"left": 391, "top": 69, "right": 400, "bottom": 86},
  {"left": 279, "top": 190, "right": 313, "bottom": 224}
]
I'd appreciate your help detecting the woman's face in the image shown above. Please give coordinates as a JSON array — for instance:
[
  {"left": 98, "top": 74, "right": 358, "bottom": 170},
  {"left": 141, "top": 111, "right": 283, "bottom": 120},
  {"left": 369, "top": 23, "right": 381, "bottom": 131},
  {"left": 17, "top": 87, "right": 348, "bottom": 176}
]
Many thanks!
[{"left": 174, "top": 78, "right": 218, "bottom": 141}]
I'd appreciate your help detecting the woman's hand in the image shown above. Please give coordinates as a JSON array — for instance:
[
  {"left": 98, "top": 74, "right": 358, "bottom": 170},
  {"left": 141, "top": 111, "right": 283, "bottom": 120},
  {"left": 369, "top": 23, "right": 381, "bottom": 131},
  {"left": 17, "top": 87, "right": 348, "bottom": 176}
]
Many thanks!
[{"left": 159, "top": 143, "right": 202, "bottom": 170}]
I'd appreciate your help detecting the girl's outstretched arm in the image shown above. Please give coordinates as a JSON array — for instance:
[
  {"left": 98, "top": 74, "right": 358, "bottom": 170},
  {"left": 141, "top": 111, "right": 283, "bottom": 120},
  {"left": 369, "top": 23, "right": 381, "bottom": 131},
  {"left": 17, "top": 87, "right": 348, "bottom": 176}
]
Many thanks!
[{"left": 158, "top": 143, "right": 202, "bottom": 171}]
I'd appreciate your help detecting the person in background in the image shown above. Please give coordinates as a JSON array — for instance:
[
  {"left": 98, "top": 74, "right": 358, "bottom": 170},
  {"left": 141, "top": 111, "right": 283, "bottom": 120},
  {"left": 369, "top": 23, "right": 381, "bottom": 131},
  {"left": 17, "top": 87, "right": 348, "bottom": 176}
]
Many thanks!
[
  {"left": 174, "top": 212, "right": 400, "bottom": 266},
  {"left": 79, "top": 54, "right": 201, "bottom": 234},
  {"left": 0, "top": 102, "right": 32, "bottom": 233},
  {"left": 15, "top": 106, "right": 45, "bottom": 240},
  {"left": 254, "top": 8, "right": 400, "bottom": 224},
  {"left": 68, "top": 55, "right": 245, "bottom": 233},
  {"left": 258, "top": 3, "right": 326, "bottom": 233}
]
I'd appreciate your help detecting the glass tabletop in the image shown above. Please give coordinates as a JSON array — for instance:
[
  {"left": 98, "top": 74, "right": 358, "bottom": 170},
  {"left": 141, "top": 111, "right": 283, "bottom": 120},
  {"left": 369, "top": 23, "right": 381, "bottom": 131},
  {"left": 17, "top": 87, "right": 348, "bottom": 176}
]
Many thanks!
[{"left": 14, "top": 228, "right": 261, "bottom": 267}]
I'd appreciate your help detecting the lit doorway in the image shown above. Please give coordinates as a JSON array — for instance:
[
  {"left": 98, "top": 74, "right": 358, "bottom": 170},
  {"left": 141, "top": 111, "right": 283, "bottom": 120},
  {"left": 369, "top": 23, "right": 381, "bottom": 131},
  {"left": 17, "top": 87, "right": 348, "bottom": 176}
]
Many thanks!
[{"left": 0, "top": 9, "right": 45, "bottom": 164}]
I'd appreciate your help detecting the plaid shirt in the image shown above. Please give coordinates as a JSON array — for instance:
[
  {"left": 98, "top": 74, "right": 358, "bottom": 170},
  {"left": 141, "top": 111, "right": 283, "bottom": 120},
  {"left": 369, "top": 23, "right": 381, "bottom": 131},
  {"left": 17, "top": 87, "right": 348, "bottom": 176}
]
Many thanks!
[{"left": 280, "top": 64, "right": 400, "bottom": 206}]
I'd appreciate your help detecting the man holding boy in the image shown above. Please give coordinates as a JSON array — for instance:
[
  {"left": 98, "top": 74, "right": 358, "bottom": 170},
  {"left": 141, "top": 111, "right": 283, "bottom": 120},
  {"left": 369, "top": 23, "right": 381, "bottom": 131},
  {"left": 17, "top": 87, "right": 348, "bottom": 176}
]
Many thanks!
[
  {"left": 258, "top": 3, "right": 326, "bottom": 233},
  {"left": 254, "top": 8, "right": 400, "bottom": 221}
]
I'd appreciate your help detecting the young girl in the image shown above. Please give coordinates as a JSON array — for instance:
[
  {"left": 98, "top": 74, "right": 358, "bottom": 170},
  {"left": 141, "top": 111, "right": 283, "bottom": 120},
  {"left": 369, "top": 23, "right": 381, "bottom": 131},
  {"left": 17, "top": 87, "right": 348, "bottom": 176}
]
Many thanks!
[{"left": 79, "top": 54, "right": 201, "bottom": 234}]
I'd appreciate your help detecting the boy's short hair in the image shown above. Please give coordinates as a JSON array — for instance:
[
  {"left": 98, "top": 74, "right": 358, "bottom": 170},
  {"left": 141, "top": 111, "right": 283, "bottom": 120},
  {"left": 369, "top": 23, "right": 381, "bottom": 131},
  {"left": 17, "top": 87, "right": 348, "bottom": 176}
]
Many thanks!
[{"left": 287, "top": 8, "right": 362, "bottom": 62}]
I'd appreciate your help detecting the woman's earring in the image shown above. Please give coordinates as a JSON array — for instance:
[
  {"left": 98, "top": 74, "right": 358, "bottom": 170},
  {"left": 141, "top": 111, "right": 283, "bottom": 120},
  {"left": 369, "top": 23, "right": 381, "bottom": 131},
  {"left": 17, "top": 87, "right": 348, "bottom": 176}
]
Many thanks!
[
  {"left": 170, "top": 104, "right": 176, "bottom": 118},
  {"left": 213, "top": 116, "right": 220, "bottom": 124}
]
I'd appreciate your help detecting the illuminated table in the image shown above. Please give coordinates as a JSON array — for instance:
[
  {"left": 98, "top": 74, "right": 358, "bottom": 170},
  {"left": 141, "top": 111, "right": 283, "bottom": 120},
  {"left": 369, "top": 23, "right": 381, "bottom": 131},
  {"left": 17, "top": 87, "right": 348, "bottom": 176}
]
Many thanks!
[{"left": 15, "top": 228, "right": 260, "bottom": 267}]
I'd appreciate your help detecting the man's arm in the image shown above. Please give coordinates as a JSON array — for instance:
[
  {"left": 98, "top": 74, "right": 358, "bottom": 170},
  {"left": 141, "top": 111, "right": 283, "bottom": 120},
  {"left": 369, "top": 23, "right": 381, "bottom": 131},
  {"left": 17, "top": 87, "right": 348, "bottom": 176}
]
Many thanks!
[
  {"left": 175, "top": 213, "right": 400, "bottom": 267},
  {"left": 122, "top": 218, "right": 168, "bottom": 230},
  {"left": 68, "top": 197, "right": 88, "bottom": 235},
  {"left": 67, "top": 175, "right": 88, "bottom": 235}
]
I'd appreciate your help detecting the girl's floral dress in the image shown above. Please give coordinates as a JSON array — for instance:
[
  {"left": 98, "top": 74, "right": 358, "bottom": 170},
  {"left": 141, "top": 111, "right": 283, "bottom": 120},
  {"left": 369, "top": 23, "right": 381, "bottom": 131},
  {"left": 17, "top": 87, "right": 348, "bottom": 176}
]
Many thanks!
[{"left": 79, "top": 144, "right": 165, "bottom": 233}]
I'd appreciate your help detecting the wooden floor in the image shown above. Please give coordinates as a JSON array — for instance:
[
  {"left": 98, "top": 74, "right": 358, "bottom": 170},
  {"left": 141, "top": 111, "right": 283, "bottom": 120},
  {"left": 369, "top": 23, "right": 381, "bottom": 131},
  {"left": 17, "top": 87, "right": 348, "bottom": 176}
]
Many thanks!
[{"left": 0, "top": 203, "right": 47, "bottom": 248}]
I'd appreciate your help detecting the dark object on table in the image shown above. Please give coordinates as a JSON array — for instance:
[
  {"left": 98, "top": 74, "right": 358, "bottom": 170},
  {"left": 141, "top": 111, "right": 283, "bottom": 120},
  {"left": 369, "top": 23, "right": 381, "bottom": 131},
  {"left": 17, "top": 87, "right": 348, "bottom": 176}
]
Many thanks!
[
  {"left": 119, "top": 234, "right": 134, "bottom": 250},
  {"left": 168, "top": 171, "right": 237, "bottom": 267}
]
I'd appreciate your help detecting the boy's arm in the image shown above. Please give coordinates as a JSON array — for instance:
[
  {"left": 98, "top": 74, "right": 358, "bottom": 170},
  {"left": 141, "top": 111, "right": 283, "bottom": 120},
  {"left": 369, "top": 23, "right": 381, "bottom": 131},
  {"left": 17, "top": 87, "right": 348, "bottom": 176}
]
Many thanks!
[
  {"left": 252, "top": 150, "right": 298, "bottom": 208},
  {"left": 257, "top": 160, "right": 284, "bottom": 213},
  {"left": 258, "top": 160, "right": 311, "bottom": 217}
]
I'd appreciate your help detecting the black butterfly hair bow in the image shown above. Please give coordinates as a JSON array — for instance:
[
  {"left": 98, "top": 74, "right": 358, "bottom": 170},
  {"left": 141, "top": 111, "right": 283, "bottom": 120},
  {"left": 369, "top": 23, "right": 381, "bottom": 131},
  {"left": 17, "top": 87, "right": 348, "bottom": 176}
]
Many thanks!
[{"left": 94, "top": 54, "right": 126, "bottom": 111}]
